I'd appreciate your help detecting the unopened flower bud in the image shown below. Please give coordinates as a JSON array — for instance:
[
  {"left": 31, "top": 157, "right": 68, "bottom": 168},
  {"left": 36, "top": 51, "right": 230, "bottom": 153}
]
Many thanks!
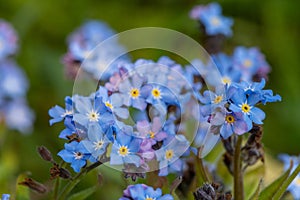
[
  {"left": 37, "top": 146, "right": 53, "bottom": 162},
  {"left": 18, "top": 178, "right": 47, "bottom": 193}
]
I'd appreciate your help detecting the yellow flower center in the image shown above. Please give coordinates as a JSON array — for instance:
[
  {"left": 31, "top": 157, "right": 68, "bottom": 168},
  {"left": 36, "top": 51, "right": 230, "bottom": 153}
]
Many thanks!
[
  {"left": 165, "top": 149, "right": 174, "bottom": 160},
  {"left": 241, "top": 103, "right": 251, "bottom": 113},
  {"left": 118, "top": 146, "right": 129, "bottom": 157},
  {"left": 213, "top": 95, "right": 223, "bottom": 104},
  {"left": 295, "top": 177, "right": 300, "bottom": 186},
  {"left": 105, "top": 101, "right": 113, "bottom": 109},
  {"left": 145, "top": 197, "right": 154, "bottom": 200},
  {"left": 211, "top": 16, "right": 220, "bottom": 26},
  {"left": 225, "top": 115, "right": 235, "bottom": 124},
  {"left": 151, "top": 88, "right": 161, "bottom": 99},
  {"left": 243, "top": 59, "right": 252, "bottom": 68},
  {"left": 149, "top": 131, "right": 155, "bottom": 139},
  {"left": 129, "top": 88, "right": 140, "bottom": 99},
  {"left": 222, "top": 77, "right": 231, "bottom": 85},
  {"left": 88, "top": 110, "right": 99, "bottom": 122}
]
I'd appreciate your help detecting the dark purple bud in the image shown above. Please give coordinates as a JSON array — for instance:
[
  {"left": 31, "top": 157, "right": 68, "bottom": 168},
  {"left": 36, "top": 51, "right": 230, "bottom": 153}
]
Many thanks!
[
  {"left": 37, "top": 146, "right": 53, "bottom": 162},
  {"left": 18, "top": 178, "right": 47, "bottom": 193}
]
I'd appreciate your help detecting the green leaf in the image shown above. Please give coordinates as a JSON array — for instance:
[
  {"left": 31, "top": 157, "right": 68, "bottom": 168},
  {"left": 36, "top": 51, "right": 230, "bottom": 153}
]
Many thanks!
[
  {"left": 67, "top": 186, "right": 97, "bottom": 200},
  {"left": 15, "top": 173, "right": 31, "bottom": 200},
  {"left": 273, "top": 163, "right": 300, "bottom": 199},
  {"left": 249, "top": 179, "right": 263, "bottom": 200},
  {"left": 258, "top": 160, "right": 293, "bottom": 200}
]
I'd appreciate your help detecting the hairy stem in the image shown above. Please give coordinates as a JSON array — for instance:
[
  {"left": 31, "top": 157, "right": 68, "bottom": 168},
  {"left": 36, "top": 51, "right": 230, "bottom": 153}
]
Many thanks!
[
  {"left": 57, "top": 157, "right": 109, "bottom": 200},
  {"left": 234, "top": 136, "right": 244, "bottom": 200}
]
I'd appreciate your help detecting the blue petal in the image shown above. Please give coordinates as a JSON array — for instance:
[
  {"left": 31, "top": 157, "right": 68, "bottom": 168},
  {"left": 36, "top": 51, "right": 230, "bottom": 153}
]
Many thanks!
[{"left": 250, "top": 107, "right": 265, "bottom": 124}]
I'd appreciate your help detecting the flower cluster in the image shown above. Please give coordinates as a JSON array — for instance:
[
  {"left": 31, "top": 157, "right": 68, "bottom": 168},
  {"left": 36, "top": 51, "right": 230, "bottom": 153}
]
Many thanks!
[
  {"left": 50, "top": 57, "right": 201, "bottom": 175},
  {"left": 190, "top": 3, "right": 233, "bottom": 37},
  {"left": 199, "top": 78, "right": 281, "bottom": 139},
  {"left": 0, "top": 19, "right": 34, "bottom": 133},
  {"left": 189, "top": 3, "right": 281, "bottom": 140},
  {"left": 45, "top": 3, "right": 284, "bottom": 199},
  {"left": 0, "top": 194, "right": 10, "bottom": 200},
  {"left": 279, "top": 154, "right": 300, "bottom": 199},
  {"left": 120, "top": 184, "right": 173, "bottom": 200}
]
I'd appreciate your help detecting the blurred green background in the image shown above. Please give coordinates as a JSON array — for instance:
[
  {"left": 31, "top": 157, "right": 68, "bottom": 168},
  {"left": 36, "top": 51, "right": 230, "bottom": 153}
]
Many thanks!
[{"left": 0, "top": 0, "right": 299, "bottom": 198}]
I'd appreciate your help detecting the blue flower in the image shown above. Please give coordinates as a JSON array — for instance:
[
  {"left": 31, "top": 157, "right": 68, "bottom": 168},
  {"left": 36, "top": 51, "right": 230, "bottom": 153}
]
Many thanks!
[
  {"left": 192, "top": 3, "right": 233, "bottom": 37},
  {"left": 238, "top": 79, "right": 281, "bottom": 104},
  {"left": 58, "top": 141, "right": 90, "bottom": 172},
  {"left": 49, "top": 96, "right": 73, "bottom": 125},
  {"left": 144, "top": 84, "right": 177, "bottom": 106},
  {"left": 96, "top": 86, "right": 129, "bottom": 119},
  {"left": 219, "top": 111, "right": 250, "bottom": 139},
  {"left": 199, "top": 85, "right": 227, "bottom": 117},
  {"left": 65, "top": 20, "right": 129, "bottom": 80},
  {"left": 0, "top": 60, "right": 28, "bottom": 98},
  {"left": 120, "top": 184, "right": 174, "bottom": 200},
  {"left": 110, "top": 131, "right": 142, "bottom": 167},
  {"left": 1, "top": 194, "right": 10, "bottom": 200},
  {"left": 0, "top": 20, "right": 18, "bottom": 60},
  {"left": 211, "top": 53, "right": 241, "bottom": 85},
  {"left": 156, "top": 135, "right": 190, "bottom": 176},
  {"left": 115, "top": 74, "right": 147, "bottom": 110},
  {"left": 73, "top": 95, "right": 114, "bottom": 131},
  {"left": 233, "top": 46, "right": 270, "bottom": 81},
  {"left": 81, "top": 124, "right": 110, "bottom": 160},
  {"left": 229, "top": 88, "right": 265, "bottom": 129},
  {"left": 67, "top": 20, "right": 116, "bottom": 62},
  {"left": 4, "top": 100, "right": 34, "bottom": 134}
]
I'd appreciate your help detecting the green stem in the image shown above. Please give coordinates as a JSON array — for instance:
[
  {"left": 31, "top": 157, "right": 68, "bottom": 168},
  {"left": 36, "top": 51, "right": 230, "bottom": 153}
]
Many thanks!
[
  {"left": 53, "top": 177, "right": 60, "bottom": 200},
  {"left": 198, "top": 157, "right": 210, "bottom": 183},
  {"left": 196, "top": 147, "right": 210, "bottom": 184},
  {"left": 53, "top": 161, "right": 65, "bottom": 200},
  {"left": 57, "top": 157, "right": 109, "bottom": 200},
  {"left": 233, "top": 136, "right": 244, "bottom": 200}
]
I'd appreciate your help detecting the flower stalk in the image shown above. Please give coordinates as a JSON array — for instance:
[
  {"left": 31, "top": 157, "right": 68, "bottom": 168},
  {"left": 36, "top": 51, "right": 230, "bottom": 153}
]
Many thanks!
[
  {"left": 57, "top": 157, "right": 109, "bottom": 200},
  {"left": 233, "top": 136, "right": 244, "bottom": 200}
]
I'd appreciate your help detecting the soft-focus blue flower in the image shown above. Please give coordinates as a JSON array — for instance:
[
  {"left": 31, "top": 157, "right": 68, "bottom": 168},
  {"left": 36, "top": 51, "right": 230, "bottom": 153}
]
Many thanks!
[
  {"left": 58, "top": 141, "right": 90, "bottom": 172},
  {"left": 279, "top": 154, "right": 300, "bottom": 199},
  {"left": 1, "top": 194, "right": 10, "bottom": 200},
  {"left": 211, "top": 53, "right": 241, "bottom": 85},
  {"left": 0, "top": 20, "right": 18, "bottom": 60},
  {"left": 156, "top": 135, "right": 190, "bottom": 176},
  {"left": 4, "top": 100, "right": 34, "bottom": 134},
  {"left": 81, "top": 124, "right": 110, "bottom": 160},
  {"left": 191, "top": 3, "right": 233, "bottom": 37},
  {"left": 229, "top": 88, "right": 265, "bottom": 129},
  {"left": 120, "top": 184, "right": 173, "bottom": 200},
  {"left": 110, "top": 131, "right": 142, "bottom": 167},
  {"left": 0, "top": 60, "right": 28, "bottom": 98},
  {"left": 96, "top": 86, "right": 129, "bottom": 119},
  {"left": 233, "top": 46, "right": 270, "bottom": 81},
  {"left": 49, "top": 96, "right": 73, "bottom": 125},
  {"left": 67, "top": 20, "right": 116, "bottom": 61},
  {"left": 65, "top": 20, "right": 129, "bottom": 80}
]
